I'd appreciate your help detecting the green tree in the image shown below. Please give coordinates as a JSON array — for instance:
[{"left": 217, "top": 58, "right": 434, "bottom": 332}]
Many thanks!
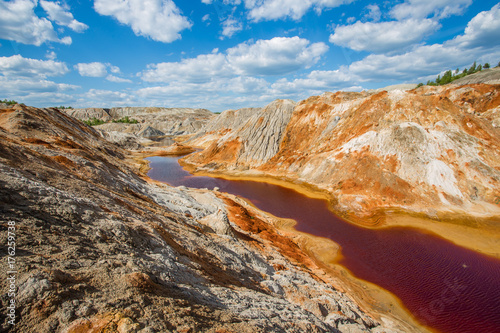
[
  {"left": 484, "top": 63, "right": 490, "bottom": 69},
  {"left": 469, "top": 61, "right": 477, "bottom": 73}
]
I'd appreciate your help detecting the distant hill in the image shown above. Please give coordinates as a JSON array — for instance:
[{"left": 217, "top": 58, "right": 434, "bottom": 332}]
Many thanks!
[{"left": 451, "top": 67, "right": 500, "bottom": 85}]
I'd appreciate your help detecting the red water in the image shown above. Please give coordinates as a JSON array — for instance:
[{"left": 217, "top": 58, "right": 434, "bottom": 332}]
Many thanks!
[{"left": 147, "top": 155, "right": 500, "bottom": 333}]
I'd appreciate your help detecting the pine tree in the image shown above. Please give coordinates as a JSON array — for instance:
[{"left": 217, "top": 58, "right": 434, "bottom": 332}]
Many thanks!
[
  {"left": 469, "top": 61, "right": 477, "bottom": 73},
  {"left": 484, "top": 63, "right": 490, "bottom": 69}
]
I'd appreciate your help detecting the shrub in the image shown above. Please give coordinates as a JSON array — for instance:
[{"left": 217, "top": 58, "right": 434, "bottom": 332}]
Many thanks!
[
  {"left": 83, "top": 118, "right": 106, "bottom": 126},
  {"left": 112, "top": 116, "right": 138, "bottom": 124}
]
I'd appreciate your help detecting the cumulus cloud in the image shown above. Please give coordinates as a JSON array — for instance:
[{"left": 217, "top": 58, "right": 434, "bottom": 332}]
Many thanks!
[
  {"left": 0, "top": 0, "right": 72, "bottom": 45},
  {"left": 141, "top": 53, "right": 232, "bottom": 83},
  {"left": 347, "top": 3, "right": 500, "bottom": 82},
  {"left": 0, "top": 55, "right": 69, "bottom": 78},
  {"left": 450, "top": 3, "right": 500, "bottom": 50},
  {"left": 94, "top": 0, "right": 192, "bottom": 43},
  {"left": 391, "top": 0, "right": 472, "bottom": 20},
  {"left": 221, "top": 17, "right": 243, "bottom": 38},
  {"left": 329, "top": 19, "right": 440, "bottom": 53},
  {"left": 245, "top": 0, "right": 354, "bottom": 21},
  {"left": 74, "top": 62, "right": 108, "bottom": 77},
  {"left": 364, "top": 4, "right": 382, "bottom": 22},
  {"left": 74, "top": 62, "right": 125, "bottom": 78},
  {"left": 106, "top": 75, "right": 133, "bottom": 83},
  {"left": 142, "top": 36, "right": 327, "bottom": 82},
  {"left": 226, "top": 36, "right": 328, "bottom": 75},
  {"left": 271, "top": 68, "right": 356, "bottom": 94},
  {"left": 74, "top": 89, "right": 137, "bottom": 107},
  {"left": 0, "top": 77, "right": 78, "bottom": 95},
  {"left": 40, "top": 1, "right": 88, "bottom": 32}
]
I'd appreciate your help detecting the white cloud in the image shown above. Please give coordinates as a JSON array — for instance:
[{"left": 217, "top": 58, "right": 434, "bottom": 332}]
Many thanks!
[
  {"left": 141, "top": 53, "right": 232, "bottom": 83},
  {"left": 0, "top": 55, "right": 69, "bottom": 78},
  {"left": 202, "top": 14, "right": 211, "bottom": 22},
  {"left": 106, "top": 75, "right": 133, "bottom": 83},
  {"left": 391, "top": 0, "right": 472, "bottom": 20},
  {"left": 74, "top": 62, "right": 108, "bottom": 77},
  {"left": 271, "top": 68, "right": 356, "bottom": 95},
  {"left": 226, "top": 36, "right": 328, "bottom": 75},
  {"left": 94, "top": 0, "right": 192, "bottom": 43},
  {"left": 450, "top": 3, "right": 500, "bottom": 50},
  {"left": 141, "top": 37, "right": 328, "bottom": 82},
  {"left": 245, "top": 0, "right": 354, "bottom": 21},
  {"left": 82, "top": 89, "right": 137, "bottom": 107},
  {"left": 40, "top": 0, "right": 88, "bottom": 33},
  {"left": 201, "top": 0, "right": 212, "bottom": 4},
  {"left": 347, "top": 3, "right": 500, "bottom": 82},
  {"left": 46, "top": 50, "right": 57, "bottom": 60},
  {"left": 74, "top": 62, "right": 124, "bottom": 78},
  {"left": 364, "top": 4, "right": 381, "bottom": 22},
  {"left": 329, "top": 19, "right": 440, "bottom": 53},
  {"left": 109, "top": 65, "right": 121, "bottom": 74},
  {"left": 0, "top": 0, "right": 71, "bottom": 45},
  {"left": 137, "top": 75, "right": 272, "bottom": 111},
  {"left": 221, "top": 17, "right": 243, "bottom": 38},
  {"left": 0, "top": 77, "right": 78, "bottom": 95}
]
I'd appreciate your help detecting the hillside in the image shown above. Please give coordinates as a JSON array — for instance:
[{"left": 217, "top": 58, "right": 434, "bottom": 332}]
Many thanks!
[
  {"left": 65, "top": 106, "right": 215, "bottom": 138},
  {"left": 0, "top": 104, "right": 407, "bottom": 332},
  {"left": 183, "top": 84, "right": 500, "bottom": 222},
  {"left": 450, "top": 67, "right": 500, "bottom": 85}
]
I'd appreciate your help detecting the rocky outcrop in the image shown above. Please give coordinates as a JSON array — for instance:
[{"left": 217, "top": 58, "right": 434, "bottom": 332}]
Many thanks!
[
  {"left": 185, "top": 84, "right": 500, "bottom": 220},
  {"left": 187, "top": 107, "right": 259, "bottom": 148},
  {"left": 136, "top": 125, "right": 165, "bottom": 138},
  {"left": 0, "top": 105, "right": 404, "bottom": 332},
  {"left": 65, "top": 107, "right": 112, "bottom": 121},
  {"left": 189, "top": 99, "right": 296, "bottom": 168}
]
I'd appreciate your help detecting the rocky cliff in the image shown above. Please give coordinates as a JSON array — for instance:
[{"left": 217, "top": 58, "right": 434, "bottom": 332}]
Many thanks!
[
  {"left": 0, "top": 104, "right": 407, "bottom": 332},
  {"left": 184, "top": 84, "right": 500, "bottom": 220}
]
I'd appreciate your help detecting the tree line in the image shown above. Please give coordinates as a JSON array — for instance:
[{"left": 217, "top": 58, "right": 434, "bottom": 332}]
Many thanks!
[{"left": 418, "top": 61, "right": 499, "bottom": 87}]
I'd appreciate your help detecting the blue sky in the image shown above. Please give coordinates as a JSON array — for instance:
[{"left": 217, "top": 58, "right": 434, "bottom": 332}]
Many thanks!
[{"left": 1, "top": 0, "right": 500, "bottom": 112}]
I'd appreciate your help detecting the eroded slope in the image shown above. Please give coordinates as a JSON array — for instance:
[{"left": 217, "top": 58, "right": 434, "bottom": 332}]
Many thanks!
[{"left": 0, "top": 105, "right": 406, "bottom": 332}]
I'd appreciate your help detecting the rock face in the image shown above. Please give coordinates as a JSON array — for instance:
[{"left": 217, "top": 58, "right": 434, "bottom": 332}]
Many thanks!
[
  {"left": 65, "top": 106, "right": 215, "bottom": 137},
  {"left": 189, "top": 99, "right": 296, "bottom": 168},
  {"left": 188, "top": 107, "right": 259, "bottom": 148},
  {"left": 0, "top": 105, "right": 404, "bottom": 332},
  {"left": 185, "top": 84, "right": 500, "bottom": 219}
]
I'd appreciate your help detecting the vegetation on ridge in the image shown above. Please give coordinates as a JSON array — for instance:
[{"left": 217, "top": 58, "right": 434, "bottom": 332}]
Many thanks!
[
  {"left": 417, "top": 61, "right": 499, "bottom": 87},
  {"left": 1, "top": 98, "right": 24, "bottom": 105},
  {"left": 83, "top": 116, "right": 138, "bottom": 126},
  {"left": 83, "top": 117, "right": 107, "bottom": 126},
  {"left": 112, "top": 116, "right": 139, "bottom": 124}
]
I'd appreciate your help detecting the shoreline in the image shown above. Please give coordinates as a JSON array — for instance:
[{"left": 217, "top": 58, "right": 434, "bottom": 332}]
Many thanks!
[
  {"left": 221, "top": 192, "right": 431, "bottom": 333},
  {"left": 178, "top": 159, "right": 500, "bottom": 260},
  {"left": 138, "top": 152, "right": 499, "bottom": 333}
]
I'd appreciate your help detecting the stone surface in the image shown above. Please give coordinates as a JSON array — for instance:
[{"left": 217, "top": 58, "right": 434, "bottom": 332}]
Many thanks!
[
  {"left": 188, "top": 99, "right": 296, "bottom": 168},
  {"left": 0, "top": 105, "right": 406, "bottom": 332}
]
